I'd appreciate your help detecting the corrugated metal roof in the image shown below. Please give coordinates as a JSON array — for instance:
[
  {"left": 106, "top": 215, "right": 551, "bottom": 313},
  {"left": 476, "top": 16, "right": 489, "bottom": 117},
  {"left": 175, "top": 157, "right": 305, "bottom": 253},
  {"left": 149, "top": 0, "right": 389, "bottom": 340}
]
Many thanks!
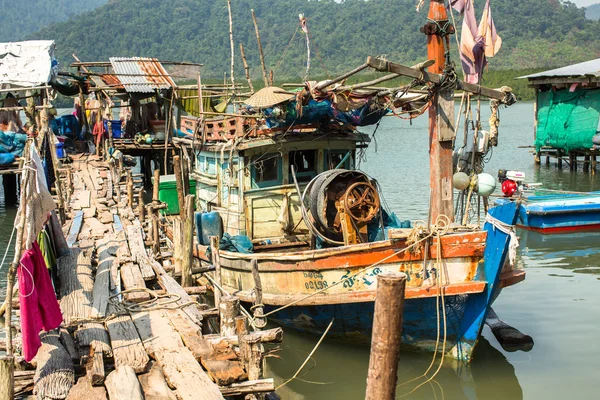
[
  {"left": 519, "top": 58, "right": 600, "bottom": 80},
  {"left": 109, "top": 57, "right": 175, "bottom": 93}
]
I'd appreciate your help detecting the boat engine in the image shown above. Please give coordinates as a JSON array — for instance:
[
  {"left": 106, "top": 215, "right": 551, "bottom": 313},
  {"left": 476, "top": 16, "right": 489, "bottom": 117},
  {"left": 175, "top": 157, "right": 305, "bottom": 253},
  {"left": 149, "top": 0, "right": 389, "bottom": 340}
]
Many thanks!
[
  {"left": 498, "top": 169, "right": 525, "bottom": 196},
  {"left": 304, "top": 170, "right": 381, "bottom": 245}
]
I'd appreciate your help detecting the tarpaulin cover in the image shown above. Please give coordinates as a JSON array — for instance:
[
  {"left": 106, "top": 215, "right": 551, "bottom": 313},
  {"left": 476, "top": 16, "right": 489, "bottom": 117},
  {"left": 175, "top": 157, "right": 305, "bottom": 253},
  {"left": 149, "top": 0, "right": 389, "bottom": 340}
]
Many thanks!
[
  {"left": 535, "top": 89, "right": 600, "bottom": 152},
  {"left": 0, "top": 41, "right": 57, "bottom": 88}
]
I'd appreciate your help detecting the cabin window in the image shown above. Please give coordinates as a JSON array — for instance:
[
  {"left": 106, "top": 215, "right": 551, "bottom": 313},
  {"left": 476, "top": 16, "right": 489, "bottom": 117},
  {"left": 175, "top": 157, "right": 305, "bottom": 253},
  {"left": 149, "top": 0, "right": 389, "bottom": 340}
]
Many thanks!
[
  {"left": 197, "top": 155, "right": 217, "bottom": 175},
  {"left": 289, "top": 150, "right": 317, "bottom": 183},
  {"left": 326, "top": 150, "right": 352, "bottom": 170},
  {"left": 251, "top": 154, "right": 281, "bottom": 188}
]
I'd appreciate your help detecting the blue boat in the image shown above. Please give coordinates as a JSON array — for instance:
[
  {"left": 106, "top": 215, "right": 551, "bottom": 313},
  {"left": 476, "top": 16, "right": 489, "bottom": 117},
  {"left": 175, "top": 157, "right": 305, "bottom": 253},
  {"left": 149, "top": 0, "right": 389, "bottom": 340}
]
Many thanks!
[{"left": 497, "top": 192, "right": 600, "bottom": 233}]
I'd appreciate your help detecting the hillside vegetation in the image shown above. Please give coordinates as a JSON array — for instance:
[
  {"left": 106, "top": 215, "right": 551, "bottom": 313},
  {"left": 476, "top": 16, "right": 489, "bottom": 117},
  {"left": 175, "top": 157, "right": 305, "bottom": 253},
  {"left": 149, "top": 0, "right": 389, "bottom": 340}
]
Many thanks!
[
  {"left": 28, "top": 0, "right": 599, "bottom": 100},
  {"left": 0, "top": 0, "right": 107, "bottom": 42}
]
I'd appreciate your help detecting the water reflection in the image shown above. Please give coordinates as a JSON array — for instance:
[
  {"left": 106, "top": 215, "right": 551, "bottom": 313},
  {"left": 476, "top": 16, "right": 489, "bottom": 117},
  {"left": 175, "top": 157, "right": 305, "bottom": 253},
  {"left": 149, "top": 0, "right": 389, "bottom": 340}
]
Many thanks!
[
  {"left": 519, "top": 229, "right": 600, "bottom": 275},
  {"left": 266, "top": 332, "right": 522, "bottom": 400}
]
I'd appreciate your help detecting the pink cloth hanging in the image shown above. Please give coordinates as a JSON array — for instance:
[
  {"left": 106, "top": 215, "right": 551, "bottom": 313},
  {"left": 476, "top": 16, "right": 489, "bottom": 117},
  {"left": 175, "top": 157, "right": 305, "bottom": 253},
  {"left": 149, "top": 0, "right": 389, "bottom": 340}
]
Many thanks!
[{"left": 19, "top": 241, "right": 63, "bottom": 362}]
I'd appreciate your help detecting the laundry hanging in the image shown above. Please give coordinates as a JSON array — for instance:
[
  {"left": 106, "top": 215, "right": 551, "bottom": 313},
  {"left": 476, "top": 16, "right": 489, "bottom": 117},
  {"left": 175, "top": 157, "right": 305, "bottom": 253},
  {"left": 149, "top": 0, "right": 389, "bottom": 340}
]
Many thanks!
[
  {"left": 18, "top": 240, "right": 63, "bottom": 362},
  {"left": 451, "top": 0, "right": 502, "bottom": 84}
]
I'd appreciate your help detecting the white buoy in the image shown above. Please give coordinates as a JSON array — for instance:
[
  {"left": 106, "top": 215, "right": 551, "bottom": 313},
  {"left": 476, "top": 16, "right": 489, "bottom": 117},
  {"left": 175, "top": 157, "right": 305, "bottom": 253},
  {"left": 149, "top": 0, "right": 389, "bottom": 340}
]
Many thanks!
[
  {"left": 453, "top": 172, "right": 470, "bottom": 190},
  {"left": 477, "top": 173, "right": 496, "bottom": 197}
]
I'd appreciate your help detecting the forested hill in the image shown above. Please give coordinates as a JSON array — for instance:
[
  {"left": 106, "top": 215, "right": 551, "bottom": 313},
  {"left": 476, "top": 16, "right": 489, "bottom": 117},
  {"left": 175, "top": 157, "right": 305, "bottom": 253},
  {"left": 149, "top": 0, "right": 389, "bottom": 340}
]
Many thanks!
[
  {"left": 32, "top": 0, "right": 600, "bottom": 81},
  {"left": 0, "top": 0, "right": 108, "bottom": 42},
  {"left": 586, "top": 3, "right": 600, "bottom": 20}
]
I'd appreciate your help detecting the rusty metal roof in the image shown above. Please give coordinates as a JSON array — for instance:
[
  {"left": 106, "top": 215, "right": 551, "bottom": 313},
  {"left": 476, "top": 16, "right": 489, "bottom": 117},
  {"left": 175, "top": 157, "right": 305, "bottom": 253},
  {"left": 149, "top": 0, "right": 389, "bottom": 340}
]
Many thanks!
[{"left": 109, "top": 57, "right": 175, "bottom": 93}]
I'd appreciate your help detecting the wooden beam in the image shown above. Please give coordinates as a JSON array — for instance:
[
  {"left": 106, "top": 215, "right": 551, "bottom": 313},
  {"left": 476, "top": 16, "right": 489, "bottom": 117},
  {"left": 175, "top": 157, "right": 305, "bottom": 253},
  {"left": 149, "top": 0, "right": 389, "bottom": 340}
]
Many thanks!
[
  {"left": 106, "top": 314, "right": 151, "bottom": 374},
  {"left": 105, "top": 366, "right": 145, "bottom": 400},
  {"left": 366, "top": 56, "right": 511, "bottom": 102}
]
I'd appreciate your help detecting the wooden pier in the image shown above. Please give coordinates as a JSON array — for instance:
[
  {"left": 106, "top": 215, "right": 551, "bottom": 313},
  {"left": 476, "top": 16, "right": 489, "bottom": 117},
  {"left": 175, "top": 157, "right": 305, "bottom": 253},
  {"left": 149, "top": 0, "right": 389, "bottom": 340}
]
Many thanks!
[
  {"left": 2, "top": 153, "right": 280, "bottom": 399},
  {"left": 535, "top": 148, "right": 600, "bottom": 174}
]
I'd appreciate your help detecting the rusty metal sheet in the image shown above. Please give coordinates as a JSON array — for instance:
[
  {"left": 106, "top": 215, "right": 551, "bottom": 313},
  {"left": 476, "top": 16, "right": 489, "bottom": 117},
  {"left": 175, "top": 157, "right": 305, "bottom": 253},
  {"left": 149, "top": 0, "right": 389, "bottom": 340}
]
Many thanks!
[{"left": 109, "top": 57, "right": 175, "bottom": 93}]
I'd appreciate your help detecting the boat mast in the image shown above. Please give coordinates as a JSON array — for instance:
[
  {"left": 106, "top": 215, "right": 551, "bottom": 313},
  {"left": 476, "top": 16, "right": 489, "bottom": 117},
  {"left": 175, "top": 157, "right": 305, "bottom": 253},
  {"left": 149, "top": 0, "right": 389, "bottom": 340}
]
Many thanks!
[{"left": 426, "top": 0, "right": 455, "bottom": 223}]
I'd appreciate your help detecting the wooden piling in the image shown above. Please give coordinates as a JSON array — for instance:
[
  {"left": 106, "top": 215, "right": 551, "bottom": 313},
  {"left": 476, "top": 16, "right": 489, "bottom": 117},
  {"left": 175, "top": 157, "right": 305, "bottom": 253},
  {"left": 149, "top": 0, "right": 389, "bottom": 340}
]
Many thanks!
[
  {"left": 181, "top": 195, "right": 195, "bottom": 287},
  {"left": 127, "top": 171, "right": 134, "bottom": 208},
  {"left": 251, "top": 9, "right": 269, "bottom": 87},
  {"left": 584, "top": 155, "right": 590, "bottom": 173},
  {"left": 210, "top": 236, "right": 222, "bottom": 310},
  {"left": 0, "top": 356, "right": 14, "bottom": 400},
  {"left": 592, "top": 155, "right": 597, "bottom": 175},
  {"left": 173, "top": 155, "right": 185, "bottom": 216},
  {"left": 250, "top": 259, "right": 266, "bottom": 329},
  {"left": 219, "top": 296, "right": 240, "bottom": 337},
  {"left": 138, "top": 190, "right": 145, "bottom": 224},
  {"left": 241, "top": 333, "right": 263, "bottom": 381},
  {"left": 365, "top": 272, "right": 407, "bottom": 400},
  {"left": 152, "top": 169, "right": 161, "bottom": 254}
]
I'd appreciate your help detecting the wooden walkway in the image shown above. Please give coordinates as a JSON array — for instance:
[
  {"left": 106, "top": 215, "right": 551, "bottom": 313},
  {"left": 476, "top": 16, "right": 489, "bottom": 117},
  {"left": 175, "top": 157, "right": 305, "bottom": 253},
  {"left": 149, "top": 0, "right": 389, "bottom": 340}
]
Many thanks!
[{"left": 8, "top": 154, "right": 278, "bottom": 399}]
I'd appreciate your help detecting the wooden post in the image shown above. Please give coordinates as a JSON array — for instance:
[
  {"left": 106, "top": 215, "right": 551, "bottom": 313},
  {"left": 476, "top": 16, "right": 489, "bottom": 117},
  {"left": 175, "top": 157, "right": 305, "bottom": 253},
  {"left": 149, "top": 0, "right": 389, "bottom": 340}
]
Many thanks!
[
  {"left": 269, "top": 70, "right": 274, "bottom": 87},
  {"left": 426, "top": 0, "right": 454, "bottom": 223},
  {"left": 173, "top": 155, "right": 185, "bottom": 216},
  {"left": 0, "top": 356, "right": 14, "bottom": 400},
  {"left": 584, "top": 155, "right": 590, "bottom": 173},
  {"left": 592, "top": 155, "right": 597, "bottom": 175},
  {"left": 153, "top": 168, "right": 161, "bottom": 202},
  {"left": 250, "top": 259, "right": 266, "bottom": 329},
  {"left": 235, "top": 316, "right": 250, "bottom": 372},
  {"left": 239, "top": 43, "right": 254, "bottom": 93},
  {"left": 558, "top": 150, "right": 563, "bottom": 169},
  {"left": 152, "top": 169, "right": 161, "bottom": 254},
  {"left": 569, "top": 152, "right": 576, "bottom": 171},
  {"left": 251, "top": 9, "right": 269, "bottom": 87},
  {"left": 219, "top": 295, "right": 240, "bottom": 337},
  {"left": 210, "top": 236, "right": 222, "bottom": 310},
  {"left": 138, "top": 190, "right": 145, "bottom": 224},
  {"left": 181, "top": 194, "right": 195, "bottom": 287},
  {"left": 227, "top": 0, "right": 236, "bottom": 90},
  {"left": 365, "top": 272, "right": 406, "bottom": 400},
  {"left": 241, "top": 333, "right": 263, "bottom": 381},
  {"left": 127, "top": 171, "right": 134, "bottom": 209}
]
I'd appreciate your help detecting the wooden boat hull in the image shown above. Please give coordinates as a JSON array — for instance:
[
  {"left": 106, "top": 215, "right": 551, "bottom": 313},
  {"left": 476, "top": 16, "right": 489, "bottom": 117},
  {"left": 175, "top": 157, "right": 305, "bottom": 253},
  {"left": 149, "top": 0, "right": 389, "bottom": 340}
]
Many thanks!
[{"left": 190, "top": 201, "right": 522, "bottom": 361}]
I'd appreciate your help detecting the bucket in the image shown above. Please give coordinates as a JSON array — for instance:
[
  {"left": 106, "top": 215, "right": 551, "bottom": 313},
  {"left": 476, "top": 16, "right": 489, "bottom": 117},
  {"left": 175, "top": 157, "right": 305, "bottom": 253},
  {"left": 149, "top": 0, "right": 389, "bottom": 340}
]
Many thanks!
[{"left": 200, "top": 211, "right": 223, "bottom": 246}]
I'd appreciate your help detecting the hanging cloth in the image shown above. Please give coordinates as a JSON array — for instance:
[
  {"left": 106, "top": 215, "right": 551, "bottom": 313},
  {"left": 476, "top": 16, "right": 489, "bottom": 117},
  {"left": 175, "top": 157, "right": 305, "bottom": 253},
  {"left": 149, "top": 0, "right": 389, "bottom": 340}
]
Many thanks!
[
  {"left": 17, "top": 145, "right": 56, "bottom": 249},
  {"left": 38, "top": 228, "right": 56, "bottom": 271},
  {"left": 19, "top": 240, "right": 63, "bottom": 362},
  {"left": 451, "top": 0, "right": 502, "bottom": 84}
]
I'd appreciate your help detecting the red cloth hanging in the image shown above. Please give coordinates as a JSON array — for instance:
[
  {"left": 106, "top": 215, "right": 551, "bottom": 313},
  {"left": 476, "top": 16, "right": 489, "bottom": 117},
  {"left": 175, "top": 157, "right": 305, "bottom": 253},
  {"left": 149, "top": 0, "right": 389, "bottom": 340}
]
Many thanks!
[{"left": 18, "top": 241, "right": 63, "bottom": 362}]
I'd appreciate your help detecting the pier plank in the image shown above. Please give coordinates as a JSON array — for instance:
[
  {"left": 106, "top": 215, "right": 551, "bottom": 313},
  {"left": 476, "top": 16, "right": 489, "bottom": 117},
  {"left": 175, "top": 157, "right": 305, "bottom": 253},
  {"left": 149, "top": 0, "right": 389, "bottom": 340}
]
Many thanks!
[
  {"left": 138, "top": 363, "right": 177, "bottom": 400},
  {"left": 91, "top": 237, "right": 119, "bottom": 319},
  {"left": 66, "top": 376, "right": 108, "bottom": 400},
  {"left": 75, "top": 322, "right": 113, "bottom": 359},
  {"left": 105, "top": 314, "right": 150, "bottom": 374},
  {"left": 33, "top": 332, "right": 75, "bottom": 400},
  {"left": 125, "top": 225, "right": 156, "bottom": 280},
  {"left": 58, "top": 248, "right": 94, "bottom": 325},
  {"left": 105, "top": 366, "right": 144, "bottom": 400},
  {"left": 66, "top": 211, "right": 84, "bottom": 247},
  {"left": 120, "top": 262, "right": 151, "bottom": 302}
]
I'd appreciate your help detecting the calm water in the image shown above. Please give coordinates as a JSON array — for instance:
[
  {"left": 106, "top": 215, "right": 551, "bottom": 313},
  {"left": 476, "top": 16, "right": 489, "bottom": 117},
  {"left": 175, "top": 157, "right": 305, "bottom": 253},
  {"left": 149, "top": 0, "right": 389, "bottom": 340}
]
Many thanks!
[{"left": 2, "top": 102, "right": 599, "bottom": 398}]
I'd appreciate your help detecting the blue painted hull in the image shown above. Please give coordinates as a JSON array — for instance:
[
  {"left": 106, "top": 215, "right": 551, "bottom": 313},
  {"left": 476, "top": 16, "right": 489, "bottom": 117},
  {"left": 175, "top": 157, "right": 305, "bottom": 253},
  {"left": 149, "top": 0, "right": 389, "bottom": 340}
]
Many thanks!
[
  {"left": 260, "top": 201, "right": 520, "bottom": 361},
  {"left": 497, "top": 193, "right": 600, "bottom": 233}
]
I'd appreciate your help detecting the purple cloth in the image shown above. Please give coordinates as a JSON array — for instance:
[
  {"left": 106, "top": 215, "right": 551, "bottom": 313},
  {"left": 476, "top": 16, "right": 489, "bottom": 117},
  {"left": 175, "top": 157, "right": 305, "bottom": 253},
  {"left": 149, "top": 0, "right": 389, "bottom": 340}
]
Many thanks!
[
  {"left": 451, "top": 0, "right": 502, "bottom": 84},
  {"left": 19, "top": 241, "right": 63, "bottom": 361}
]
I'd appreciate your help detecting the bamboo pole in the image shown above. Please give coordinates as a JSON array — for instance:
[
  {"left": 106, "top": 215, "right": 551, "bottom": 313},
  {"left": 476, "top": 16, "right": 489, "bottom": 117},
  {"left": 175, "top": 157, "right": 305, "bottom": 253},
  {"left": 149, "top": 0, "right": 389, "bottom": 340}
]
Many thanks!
[
  {"left": 210, "top": 236, "right": 222, "bottom": 309},
  {"left": 181, "top": 195, "right": 195, "bottom": 287},
  {"left": 127, "top": 171, "right": 134, "bottom": 209},
  {"left": 44, "top": 100, "right": 66, "bottom": 224},
  {"left": 365, "top": 272, "right": 406, "bottom": 400},
  {"left": 227, "top": 0, "right": 236, "bottom": 90},
  {"left": 251, "top": 9, "right": 269, "bottom": 87},
  {"left": 239, "top": 43, "right": 254, "bottom": 93}
]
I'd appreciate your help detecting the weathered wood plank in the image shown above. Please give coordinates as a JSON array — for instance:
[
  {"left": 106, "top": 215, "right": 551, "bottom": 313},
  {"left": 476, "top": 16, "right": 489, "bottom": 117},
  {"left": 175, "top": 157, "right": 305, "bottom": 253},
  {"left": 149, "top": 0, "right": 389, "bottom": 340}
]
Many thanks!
[
  {"left": 66, "top": 376, "right": 108, "bottom": 400},
  {"left": 125, "top": 225, "right": 156, "bottom": 281},
  {"left": 105, "top": 366, "right": 144, "bottom": 400},
  {"left": 105, "top": 314, "right": 150, "bottom": 374},
  {"left": 66, "top": 211, "right": 84, "bottom": 247},
  {"left": 86, "top": 344, "right": 105, "bottom": 386},
  {"left": 58, "top": 248, "right": 94, "bottom": 325},
  {"left": 138, "top": 362, "right": 177, "bottom": 400},
  {"left": 201, "top": 359, "right": 246, "bottom": 386},
  {"left": 219, "top": 379, "right": 275, "bottom": 396},
  {"left": 91, "top": 237, "right": 119, "bottom": 319},
  {"left": 156, "top": 349, "right": 224, "bottom": 400},
  {"left": 120, "top": 262, "right": 151, "bottom": 302}
]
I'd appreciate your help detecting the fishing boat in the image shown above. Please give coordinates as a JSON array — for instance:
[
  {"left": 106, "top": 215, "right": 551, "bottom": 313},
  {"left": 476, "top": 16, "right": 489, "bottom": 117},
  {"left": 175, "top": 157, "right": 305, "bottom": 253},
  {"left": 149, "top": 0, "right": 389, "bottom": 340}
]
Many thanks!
[
  {"left": 170, "top": 1, "right": 524, "bottom": 361},
  {"left": 496, "top": 192, "right": 600, "bottom": 233}
]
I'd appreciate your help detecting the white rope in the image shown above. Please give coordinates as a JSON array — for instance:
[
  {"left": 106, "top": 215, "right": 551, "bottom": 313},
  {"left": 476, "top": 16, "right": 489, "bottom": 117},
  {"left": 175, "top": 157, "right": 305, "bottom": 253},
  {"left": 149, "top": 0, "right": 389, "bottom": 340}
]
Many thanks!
[{"left": 485, "top": 213, "right": 519, "bottom": 266}]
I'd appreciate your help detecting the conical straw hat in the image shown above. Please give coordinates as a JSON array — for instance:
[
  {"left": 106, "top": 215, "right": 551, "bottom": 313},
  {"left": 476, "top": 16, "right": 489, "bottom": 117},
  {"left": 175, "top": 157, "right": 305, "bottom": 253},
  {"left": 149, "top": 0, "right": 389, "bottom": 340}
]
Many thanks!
[{"left": 245, "top": 86, "right": 295, "bottom": 108}]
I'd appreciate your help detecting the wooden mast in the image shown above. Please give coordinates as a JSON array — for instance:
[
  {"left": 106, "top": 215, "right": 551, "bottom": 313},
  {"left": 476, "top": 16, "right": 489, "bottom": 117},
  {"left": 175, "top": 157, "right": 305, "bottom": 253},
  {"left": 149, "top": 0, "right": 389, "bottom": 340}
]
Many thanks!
[{"left": 427, "top": 0, "right": 455, "bottom": 223}]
